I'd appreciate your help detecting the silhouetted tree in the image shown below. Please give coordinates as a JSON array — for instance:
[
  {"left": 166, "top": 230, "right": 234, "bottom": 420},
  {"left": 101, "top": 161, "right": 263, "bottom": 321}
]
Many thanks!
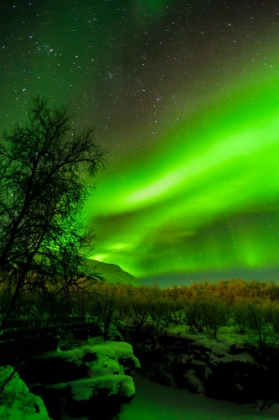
[
  {"left": 202, "top": 295, "right": 229, "bottom": 339},
  {"left": 0, "top": 96, "right": 106, "bottom": 326},
  {"left": 90, "top": 282, "right": 118, "bottom": 341}
]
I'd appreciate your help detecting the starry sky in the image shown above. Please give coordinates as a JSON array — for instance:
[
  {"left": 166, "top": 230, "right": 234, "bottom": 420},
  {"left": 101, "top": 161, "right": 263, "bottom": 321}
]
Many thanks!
[{"left": 1, "top": 0, "right": 279, "bottom": 285}]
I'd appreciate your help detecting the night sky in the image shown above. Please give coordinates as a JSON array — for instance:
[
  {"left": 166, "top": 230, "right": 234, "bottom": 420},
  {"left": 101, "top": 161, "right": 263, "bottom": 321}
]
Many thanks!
[{"left": 1, "top": 0, "right": 279, "bottom": 284}]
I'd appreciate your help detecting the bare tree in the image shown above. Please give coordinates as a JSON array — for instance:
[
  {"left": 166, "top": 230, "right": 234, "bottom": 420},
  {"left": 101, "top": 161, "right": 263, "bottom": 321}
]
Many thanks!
[
  {"left": 90, "top": 283, "right": 118, "bottom": 341},
  {"left": 0, "top": 96, "right": 106, "bottom": 326}
]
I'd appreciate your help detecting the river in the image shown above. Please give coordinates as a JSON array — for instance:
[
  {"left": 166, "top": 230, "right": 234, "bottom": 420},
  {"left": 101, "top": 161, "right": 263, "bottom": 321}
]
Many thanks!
[{"left": 118, "top": 373, "right": 279, "bottom": 420}]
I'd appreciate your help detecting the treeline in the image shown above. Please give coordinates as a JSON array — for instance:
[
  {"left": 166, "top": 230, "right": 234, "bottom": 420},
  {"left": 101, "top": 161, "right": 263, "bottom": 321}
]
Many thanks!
[
  {"left": 85, "top": 278, "right": 279, "bottom": 343},
  {"left": 2, "top": 275, "right": 279, "bottom": 346}
]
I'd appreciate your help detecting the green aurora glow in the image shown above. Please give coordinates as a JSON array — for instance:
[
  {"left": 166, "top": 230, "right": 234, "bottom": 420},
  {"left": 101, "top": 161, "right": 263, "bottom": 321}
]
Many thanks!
[
  {"left": 1, "top": 1, "right": 279, "bottom": 281},
  {"left": 87, "top": 62, "right": 279, "bottom": 278}
]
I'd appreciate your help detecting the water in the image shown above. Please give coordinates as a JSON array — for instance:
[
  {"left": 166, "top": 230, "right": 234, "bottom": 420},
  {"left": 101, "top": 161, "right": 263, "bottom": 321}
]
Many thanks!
[{"left": 119, "top": 373, "right": 279, "bottom": 420}]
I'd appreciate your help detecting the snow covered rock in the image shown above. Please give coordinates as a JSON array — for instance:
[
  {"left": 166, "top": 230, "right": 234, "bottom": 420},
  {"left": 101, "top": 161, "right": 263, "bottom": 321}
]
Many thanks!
[
  {"left": 18, "top": 337, "right": 140, "bottom": 420},
  {"left": 125, "top": 325, "right": 279, "bottom": 406}
]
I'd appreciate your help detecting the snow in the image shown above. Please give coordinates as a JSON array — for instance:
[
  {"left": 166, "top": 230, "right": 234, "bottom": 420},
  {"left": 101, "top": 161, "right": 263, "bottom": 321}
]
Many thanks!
[
  {"left": 105, "top": 341, "right": 141, "bottom": 368},
  {"left": 56, "top": 338, "right": 140, "bottom": 377},
  {"left": 165, "top": 325, "right": 260, "bottom": 366},
  {"left": 57, "top": 337, "right": 140, "bottom": 364},
  {"left": 87, "top": 354, "right": 120, "bottom": 376},
  {"left": 184, "top": 369, "right": 204, "bottom": 393},
  {"left": 0, "top": 366, "right": 51, "bottom": 420},
  {"left": 51, "top": 374, "right": 135, "bottom": 400}
]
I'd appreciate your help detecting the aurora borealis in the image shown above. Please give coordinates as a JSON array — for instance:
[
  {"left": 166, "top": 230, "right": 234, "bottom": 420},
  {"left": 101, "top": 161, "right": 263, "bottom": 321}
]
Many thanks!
[{"left": 1, "top": 1, "right": 279, "bottom": 283}]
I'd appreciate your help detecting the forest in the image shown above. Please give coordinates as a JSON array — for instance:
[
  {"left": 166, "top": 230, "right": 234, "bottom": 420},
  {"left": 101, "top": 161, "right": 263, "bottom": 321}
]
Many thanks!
[
  {"left": 2, "top": 273, "right": 279, "bottom": 347},
  {"left": 76, "top": 276, "right": 279, "bottom": 348}
]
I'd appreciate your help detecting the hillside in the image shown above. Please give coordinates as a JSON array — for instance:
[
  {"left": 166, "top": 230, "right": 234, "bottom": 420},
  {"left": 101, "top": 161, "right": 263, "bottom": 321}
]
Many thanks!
[{"left": 82, "top": 259, "right": 140, "bottom": 287}]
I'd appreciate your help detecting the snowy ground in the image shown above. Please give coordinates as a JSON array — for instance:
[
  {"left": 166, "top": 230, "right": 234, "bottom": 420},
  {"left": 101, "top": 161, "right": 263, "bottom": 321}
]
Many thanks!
[{"left": 119, "top": 373, "right": 279, "bottom": 420}]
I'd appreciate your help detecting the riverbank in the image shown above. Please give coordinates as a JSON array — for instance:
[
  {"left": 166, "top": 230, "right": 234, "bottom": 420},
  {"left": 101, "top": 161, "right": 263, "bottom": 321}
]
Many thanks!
[{"left": 120, "top": 323, "right": 279, "bottom": 406}]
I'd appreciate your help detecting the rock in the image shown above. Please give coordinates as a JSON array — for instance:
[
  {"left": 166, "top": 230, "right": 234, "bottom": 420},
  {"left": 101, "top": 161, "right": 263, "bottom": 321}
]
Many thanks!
[
  {"left": 204, "top": 360, "right": 267, "bottom": 403},
  {"left": 18, "top": 337, "right": 140, "bottom": 420}
]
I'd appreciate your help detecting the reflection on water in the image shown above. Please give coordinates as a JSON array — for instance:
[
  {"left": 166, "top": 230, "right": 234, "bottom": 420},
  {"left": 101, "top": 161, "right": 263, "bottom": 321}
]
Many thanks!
[{"left": 119, "top": 373, "right": 279, "bottom": 420}]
